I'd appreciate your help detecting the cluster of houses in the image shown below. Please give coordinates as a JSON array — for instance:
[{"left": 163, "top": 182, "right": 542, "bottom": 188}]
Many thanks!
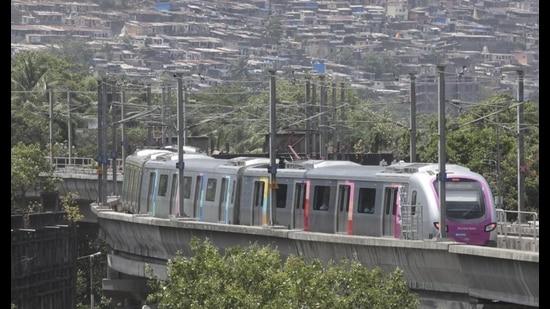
[{"left": 11, "top": 0, "right": 538, "bottom": 111}]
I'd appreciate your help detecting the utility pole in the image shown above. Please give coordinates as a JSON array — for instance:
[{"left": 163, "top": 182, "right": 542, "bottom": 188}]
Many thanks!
[
  {"left": 517, "top": 70, "right": 525, "bottom": 219},
  {"left": 175, "top": 73, "right": 185, "bottom": 216},
  {"left": 183, "top": 83, "right": 188, "bottom": 146},
  {"left": 305, "top": 79, "right": 311, "bottom": 157},
  {"left": 96, "top": 80, "right": 105, "bottom": 204},
  {"left": 101, "top": 80, "right": 108, "bottom": 204},
  {"left": 311, "top": 82, "right": 317, "bottom": 158},
  {"left": 161, "top": 85, "right": 166, "bottom": 147},
  {"left": 111, "top": 85, "right": 118, "bottom": 195},
  {"left": 409, "top": 73, "right": 416, "bottom": 162},
  {"left": 319, "top": 75, "right": 327, "bottom": 159},
  {"left": 120, "top": 87, "right": 127, "bottom": 169},
  {"left": 78, "top": 252, "right": 101, "bottom": 309},
  {"left": 437, "top": 65, "right": 447, "bottom": 239},
  {"left": 146, "top": 84, "right": 152, "bottom": 146},
  {"left": 331, "top": 82, "right": 337, "bottom": 158},
  {"left": 167, "top": 85, "right": 173, "bottom": 146},
  {"left": 67, "top": 91, "right": 72, "bottom": 166},
  {"left": 96, "top": 80, "right": 103, "bottom": 204},
  {"left": 48, "top": 89, "right": 54, "bottom": 164},
  {"left": 340, "top": 82, "right": 345, "bottom": 160},
  {"left": 495, "top": 106, "right": 502, "bottom": 209},
  {"left": 269, "top": 69, "right": 278, "bottom": 226}
]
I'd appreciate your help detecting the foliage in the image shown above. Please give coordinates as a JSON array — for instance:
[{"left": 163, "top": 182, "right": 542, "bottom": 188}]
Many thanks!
[
  {"left": 48, "top": 39, "right": 95, "bottom": 69},
  {"left": 264, "top": 16, "right": 284, "bottom": 45},
  {"left": 11, "top": 142, "right": 59, "bottom": 212},
  {"left": 11, "top": 50, "right": 97, "bottom": 150},
  {"left": 76, "top": 237, "right": 113, "bottom": 308},
  {"left": 362, "top": 52, "right": 398, "bottom": 78},
  {"left": 229, "top": 56, "right": 252, "bottom": 80},
  {"left": 60, "top": 192, "right": 84, "bottom": 223},
  {"left": 146, "top": 238, "right": 420, "bottom": 309}
]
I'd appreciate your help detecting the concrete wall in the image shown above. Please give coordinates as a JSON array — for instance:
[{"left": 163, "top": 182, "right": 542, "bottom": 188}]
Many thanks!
[{"left": 93, "top": 204, "right": 539, "bottom": 308}]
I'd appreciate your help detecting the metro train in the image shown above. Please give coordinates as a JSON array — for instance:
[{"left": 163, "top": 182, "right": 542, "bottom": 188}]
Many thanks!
[{"left": 119, "top": 147, "right": 498, "bottom": 247}]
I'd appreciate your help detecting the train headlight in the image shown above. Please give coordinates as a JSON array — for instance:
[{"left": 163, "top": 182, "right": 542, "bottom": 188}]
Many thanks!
[
  {"left": 433, "top": 222, "right": 448, "bottom": 232},
  {"left": 484, "top": 222, "right": 497, "bottom": 232}
]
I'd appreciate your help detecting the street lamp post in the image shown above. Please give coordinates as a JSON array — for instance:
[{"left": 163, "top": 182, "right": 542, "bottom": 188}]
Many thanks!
[{"left": 78, "top": 252, "right": 101, "bottom": 309}]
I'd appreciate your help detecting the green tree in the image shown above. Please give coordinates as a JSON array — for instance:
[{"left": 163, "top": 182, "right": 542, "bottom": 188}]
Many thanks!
[
  {"left": 265, "top": 16, "right": 284, "bottom": 46},
  {"left": 60, "top": 192, "right": 84, "bottom": 223},
  {"left": 12, "top": 50, "right": 97, "bottom": 149},
  {"left": 146, "top": 238, "right": 420, "bottom": 309},
  {"left": 11, "top": 142, "right": 59, "bottom": 212},
  {"left": 229, "top": 56, "right": 251, "bottom": 80},
  {"left": 362, "top": 52, "right": 397, "bottom": 78},
  {"left": 49, "top": 38, "right": 95, "bottom": 69}
]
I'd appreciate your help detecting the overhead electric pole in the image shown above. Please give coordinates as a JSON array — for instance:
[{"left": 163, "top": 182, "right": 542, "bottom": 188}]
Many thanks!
[
  {"left": 48, "top": 88, "right": 54, "bottom": 164},
  {"left": 305, "top": 79, "right": 311, "bottom": 157},
  {"left": 319, "top": 74, "right": 327, "bottom": 159},
  {"left": 269, "top": 69, "right": 278, "bottom": 226},
  {"left": 175, "top": 73, "right": 185, "bottom": 217},
  {"left": 437, "top": 65, "right": 447, "bottom": 239},
  {"left": 517, "top": 70, "right": 525, "bottom": 219},
  {"left": 146, "top": 84, "right": 152, "bottom": 146},
  {"left": 409, "top": 73, "right": 416, "bottom": 163}
]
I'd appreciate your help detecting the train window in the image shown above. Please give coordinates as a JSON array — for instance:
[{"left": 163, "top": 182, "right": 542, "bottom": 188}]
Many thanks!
[
  {"left": 206, "top": 178, "right": 217, "bottom": 202},
  {"left": 220, "top": 177, "right": 228, "bottom": 205},
  {"left": 314, "top": 186, "right": 331, "bottom": 210},
  {"left": 277, "top": 184, "right": 288, "bottom": 208},
  {"left": 383, "top": 187, "right": 398, "bottom": 215},
  {"left": 170, "top": 174, "right": 177, "bottom": 214},
  {"left": 446, "top": 191, "right": 485, "bottom": 220},
  {"left": 158, "top": 174, "right": 168, "bottom": 196},
  {"left": 358, "top": 188, "right": 376, "bottom": 214},
  {"left": 195, "top": 176, "right": 203, "bottom": 210},
  {"left": 392, "top": 189, "right": 398, "bottom": 215},
  {"left": 253, "top": 181, "right": 265, "bottom": 207},
  {"left": 294, "top": 183, "right": 306, "bottom": 210},
  {"left": 411, "top": 190, "right": 417, "bottom": 216},
  {"left": 231, "top": 180, "right": 236, "bottom": 204},
  {"left": 338, "top": 185, "right": 350, "bottom": 212},
  {"left": 130, "top": 168, "right": 138, "bottom": 211},
  {"left": 147, "top": 172, "right": 155, "bottom": 213},
  {"left": 183, "top": 176, "right": 191, "bottom": 198}
]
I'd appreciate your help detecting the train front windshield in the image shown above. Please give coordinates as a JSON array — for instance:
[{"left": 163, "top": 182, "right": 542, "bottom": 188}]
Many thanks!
[{"left": 435, "top": 179, "right": 486, "bottom": 220}]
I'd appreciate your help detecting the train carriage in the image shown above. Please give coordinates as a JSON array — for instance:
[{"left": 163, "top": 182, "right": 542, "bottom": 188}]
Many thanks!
[
  {"left": 120, "top": 148, "right": 498, "bottom": 246},
  {"left": 239, "top": 165, "right": 308, "bottom": 227}
]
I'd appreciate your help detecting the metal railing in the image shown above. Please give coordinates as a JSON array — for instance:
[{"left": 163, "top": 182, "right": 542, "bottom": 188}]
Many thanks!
[
  {"left": 496, "top": 209, "right": 539, "bottom": 251},
  {"left": 50, "top": 157, "right": 124, "bottom": 175},
  {"left": 496, "top": 209, "right": 539, "bottom": 236}
]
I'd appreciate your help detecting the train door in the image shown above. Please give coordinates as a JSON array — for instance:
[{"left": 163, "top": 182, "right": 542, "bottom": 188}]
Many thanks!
[
  {"left": 218, "top": 177, "right": 230, "bottom": 223},
  {"left": 172, "top": 175, "right": 192, "bottom": 217},
  {"left": 292, "top": 181, "right": 307, "bottom": 229},
  {"left": 252, "top": 178, "right": 269, "bottom": 226},
  {"left": 382, "top": 186, "right": 400, "bottom": 237},
  {"left": 155, "top": 173, "right": 169, "bottom": 217},
  {"left": 146, "top": 171, "right": 156, "bottom": 215},
  {"left": 275, "top": 183, "right": 289, "bottom": 227},
  {"left": 336, "top": 182, "right": 353, "bottom": 234},
  {"left": 203, "top": 177, "right": 218, "bottom": 221},
  {"left": 191, "top": 175, "right": 203, "bottom": 219}
]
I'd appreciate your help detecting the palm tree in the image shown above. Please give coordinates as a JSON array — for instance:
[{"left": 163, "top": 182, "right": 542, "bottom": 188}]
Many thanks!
[{"left": 229, "top": 56, "right": 251, "bottom": 80}]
